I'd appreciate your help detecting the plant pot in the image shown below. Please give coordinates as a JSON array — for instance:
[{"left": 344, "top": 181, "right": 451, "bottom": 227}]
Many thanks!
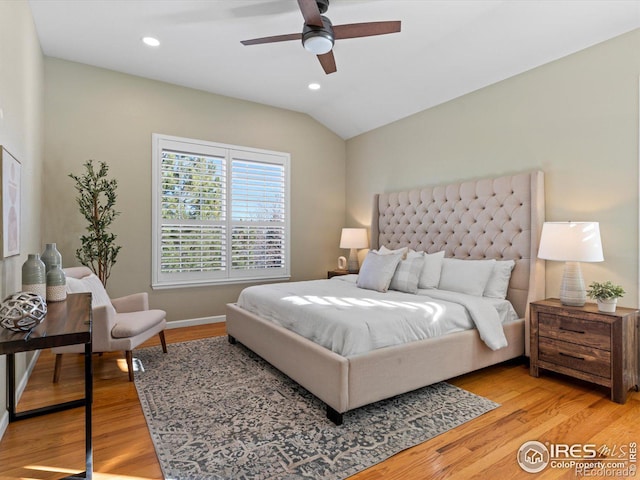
[{"left": 597, "top": 298, "right": 617, "bottom": 313}]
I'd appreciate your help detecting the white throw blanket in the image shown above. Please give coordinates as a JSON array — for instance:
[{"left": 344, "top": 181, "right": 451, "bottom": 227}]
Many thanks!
[
  {"left": 414, "top": 288, "right": 508, "bottom": 350},
  {"left": 237, "top": 276, "right": 513, "bottom": 357}
]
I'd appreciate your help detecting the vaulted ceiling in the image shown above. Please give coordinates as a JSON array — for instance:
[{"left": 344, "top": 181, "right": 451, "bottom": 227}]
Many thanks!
[{"left": 28, "top": 0, "right": 640, "bottom": 139}]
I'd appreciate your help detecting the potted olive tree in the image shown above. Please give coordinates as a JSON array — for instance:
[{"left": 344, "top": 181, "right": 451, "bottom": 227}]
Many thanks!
[
  {"left": 586, "top": 281, "right": 625, "bottom": 313},
  {"left": 69, "top": 160, "right": 121, "bottom": 287}
]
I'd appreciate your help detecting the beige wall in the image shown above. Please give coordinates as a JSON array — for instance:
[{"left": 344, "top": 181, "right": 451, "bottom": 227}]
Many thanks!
[
  {"left": 346, "top": 29, "right": 640, "bottom": 308},
  {"left": 43, "top": 58, "right": 347, "bottom": 322},
  {"left": 0, "top": 1, "right": 45, "bottom": 426}
]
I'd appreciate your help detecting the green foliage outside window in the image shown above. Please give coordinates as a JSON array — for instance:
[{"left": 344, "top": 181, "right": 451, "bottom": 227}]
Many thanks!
[{"left": 161, "top": 152, "right": 225, "bottom": 273}]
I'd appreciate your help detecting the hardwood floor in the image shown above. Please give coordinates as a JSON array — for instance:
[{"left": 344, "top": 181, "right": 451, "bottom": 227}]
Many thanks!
[{"left": 1, "top": 323, "right": 638, "bottom": 479}]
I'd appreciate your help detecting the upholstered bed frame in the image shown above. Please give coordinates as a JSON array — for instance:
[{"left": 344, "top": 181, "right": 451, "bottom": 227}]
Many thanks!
[{"left": 226, "top": 171, "right": 545, "bottom": 424}]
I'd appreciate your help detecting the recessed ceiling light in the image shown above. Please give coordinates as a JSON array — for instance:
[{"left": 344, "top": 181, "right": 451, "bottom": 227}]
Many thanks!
[
  {"left": 142, "top": 36, "right": 160, "bottom": 47},
  {"left": 308, "top": 83, "right": 321, "bottom": 91}
]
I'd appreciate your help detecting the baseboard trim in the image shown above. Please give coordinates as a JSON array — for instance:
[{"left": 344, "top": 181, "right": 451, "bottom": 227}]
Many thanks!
[{"left": 166, "top": 315, "right": 225, "bottom": 329}]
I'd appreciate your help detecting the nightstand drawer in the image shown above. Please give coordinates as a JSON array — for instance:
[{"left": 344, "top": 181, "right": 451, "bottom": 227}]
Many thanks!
[
  {"left": 538, "top": 312, "right": 611, "bottom": 350},
  {"left": 539, "top": 336, "right": 610, "bottom": 379}
]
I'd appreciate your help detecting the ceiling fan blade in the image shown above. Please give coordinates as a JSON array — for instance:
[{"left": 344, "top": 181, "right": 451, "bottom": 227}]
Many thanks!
[
  {"left": 333, "top": 21, "right": 401, "bottom": 40},
  {"left": 241, "top": 33, "right": 302, "bottom": 46},
  {"left": 297, "top": 0, "right": 323, "bottom": 27},
  {"left": 317, "top": 51, "right": 337, "bottom": 74}
]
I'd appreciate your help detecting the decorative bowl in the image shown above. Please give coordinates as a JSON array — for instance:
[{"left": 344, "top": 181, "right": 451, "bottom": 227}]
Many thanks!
[{"left": 0, "top": 292, "right": 48, "bottom": 332}]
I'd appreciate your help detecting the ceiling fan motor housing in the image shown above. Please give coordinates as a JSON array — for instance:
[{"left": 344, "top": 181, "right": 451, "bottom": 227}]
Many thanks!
[{"left": 302, "top": 15, "right": 334, "bottom": 54}]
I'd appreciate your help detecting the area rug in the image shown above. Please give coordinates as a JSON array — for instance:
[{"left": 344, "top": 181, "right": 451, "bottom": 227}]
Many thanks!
[{"left": 134, "top": 336, "right": 499, "bottom": 480}]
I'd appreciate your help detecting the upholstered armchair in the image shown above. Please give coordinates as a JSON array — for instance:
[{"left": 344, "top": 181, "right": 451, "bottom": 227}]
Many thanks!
[{"left": 52, "top": 266, "right": 167, "bottom": 382}]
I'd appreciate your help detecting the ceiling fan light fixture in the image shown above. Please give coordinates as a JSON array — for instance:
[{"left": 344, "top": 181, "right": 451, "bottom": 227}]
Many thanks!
[
  {"left": 302, "top": 32, "right": 334, "bottom": 55},
  {"left": 302, "top": 15, "right": 334, "bottom": 55}
]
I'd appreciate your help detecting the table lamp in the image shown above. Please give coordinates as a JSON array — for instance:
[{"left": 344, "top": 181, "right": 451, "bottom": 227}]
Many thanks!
[
  {"left": 339, "top": 228, "right": 368, "bottom": 273},
  {"left": 537, "top": 221, "right": 604, "bottom": 306}
]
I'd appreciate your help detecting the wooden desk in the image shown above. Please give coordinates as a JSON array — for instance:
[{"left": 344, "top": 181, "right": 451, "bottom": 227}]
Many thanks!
[{"left": 0, "top": 293, "right": 93, "bottom": 479}]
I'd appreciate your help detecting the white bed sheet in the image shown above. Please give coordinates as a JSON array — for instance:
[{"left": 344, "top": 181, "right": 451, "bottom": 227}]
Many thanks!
[{"left": 236, "top": 275, "right": 518, "bottom": 357}]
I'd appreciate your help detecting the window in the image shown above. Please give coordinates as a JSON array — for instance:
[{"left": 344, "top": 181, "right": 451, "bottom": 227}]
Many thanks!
[{"left": 152, "top": 134, "right": 290, "bottom": 288}]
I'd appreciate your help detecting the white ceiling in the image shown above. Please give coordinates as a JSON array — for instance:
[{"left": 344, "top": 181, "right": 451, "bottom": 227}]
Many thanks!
[{"left": 28, "top": 0, "right": 640, "bottom": 139}]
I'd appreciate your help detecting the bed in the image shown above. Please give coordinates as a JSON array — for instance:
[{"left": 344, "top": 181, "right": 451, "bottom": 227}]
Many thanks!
[{"left": 226, "top": 170, "right": 545, "bottom": 425}]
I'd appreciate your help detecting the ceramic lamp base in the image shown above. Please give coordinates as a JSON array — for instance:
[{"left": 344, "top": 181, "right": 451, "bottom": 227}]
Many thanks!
[
  {"left": 347, "top": 248, "right": 359, "bottom": 273},
  {"left": 559, "top": 261, "right": 586, "bottom": 306}
]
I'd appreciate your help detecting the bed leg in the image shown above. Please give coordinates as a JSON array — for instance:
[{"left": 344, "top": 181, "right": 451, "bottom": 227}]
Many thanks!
[
  {"left": 326, "top": 405, "right": 343, "bottom": 426},
  {"left": 228, "top": 335, "right": 237, "bottom": 345}
]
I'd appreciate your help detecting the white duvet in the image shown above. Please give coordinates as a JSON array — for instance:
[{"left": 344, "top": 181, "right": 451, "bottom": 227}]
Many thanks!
[{"left": 237, "top": 275, "right": 518, "bottom": 357}]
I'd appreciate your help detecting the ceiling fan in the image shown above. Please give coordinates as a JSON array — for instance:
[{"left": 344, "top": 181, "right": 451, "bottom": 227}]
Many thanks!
[{"left": 241, "top": 0, "right": 401, "bottom": 74}]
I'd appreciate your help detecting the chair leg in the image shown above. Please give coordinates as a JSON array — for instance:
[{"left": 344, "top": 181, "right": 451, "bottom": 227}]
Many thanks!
[
  {"left": 125, "top": 350, "right": 134, "bottom": 382},
  {"left": 53, "top": 354, "right": 63, "bottom": 383},
  {"left": 159, "top": 330, "right": 168, "bottom": 353}
]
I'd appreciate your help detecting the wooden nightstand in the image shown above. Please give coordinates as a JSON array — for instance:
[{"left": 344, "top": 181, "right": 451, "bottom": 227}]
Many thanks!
[
  {"left": 327, "top": 269, "right": 351, "bottom": 279},
  {"left": 530, "top": 298, "right": 639, "bottom": 404}
]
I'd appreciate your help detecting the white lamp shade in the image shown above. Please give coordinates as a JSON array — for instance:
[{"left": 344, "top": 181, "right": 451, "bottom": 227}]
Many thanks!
[
  {"left": 537, "top": 222, "right": 604, "bottom": 262},
  {"left": 339, "top": 228, "right": 368, "bottom": 249}
]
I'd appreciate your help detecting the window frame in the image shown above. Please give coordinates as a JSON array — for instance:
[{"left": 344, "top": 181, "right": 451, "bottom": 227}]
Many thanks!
[{"left": 151, "top": 133, "right": 291, "bottom": 289}]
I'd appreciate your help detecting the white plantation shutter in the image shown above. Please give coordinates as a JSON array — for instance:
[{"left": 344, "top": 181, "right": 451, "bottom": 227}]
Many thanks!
[
  {"left": 160, "top": 223, "right": 226, "bottom": 273},
  {"left": 231, "top": 157, "right": 286, "bottom": 272},
  {"left": 152, "top": 134, "right": 290, "bottom": 288},
  {"left": 160, "top": 148, "right": 226, "bottom": 276}
]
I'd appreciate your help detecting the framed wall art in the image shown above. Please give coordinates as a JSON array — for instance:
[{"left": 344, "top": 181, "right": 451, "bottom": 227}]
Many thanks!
[{"left": 0, "top": 146, "right": 21, "bottom": 258}]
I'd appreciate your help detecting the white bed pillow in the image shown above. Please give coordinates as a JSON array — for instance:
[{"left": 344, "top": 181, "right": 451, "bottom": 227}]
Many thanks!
[
  {"left": 389, "top": 253, "right": 424, "bottom": 294},
  {"left": 378, "top": 245, "right": 408, "bottom": 259},
  {"left": 356, "top": 251, "right": 402, "bottom": 293},
  {"left": 438, "top": 258, "right": 496, "bottom": 297},
  {"left": 417, "top": 250, "right": 445, "bottom": 289},
  {"left": 484, "top": 259, "right": 515, "bottom": 299}
]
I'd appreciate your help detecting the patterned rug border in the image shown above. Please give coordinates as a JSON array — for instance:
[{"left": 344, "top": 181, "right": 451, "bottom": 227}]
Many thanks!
[{"left": 134, "top": 336, "right": 500, "bottom": 480}]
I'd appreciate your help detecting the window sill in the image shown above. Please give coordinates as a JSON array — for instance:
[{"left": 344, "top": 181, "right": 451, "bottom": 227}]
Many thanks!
[{"left": 151, "top": 275, "right": 291, "bottom": 290}]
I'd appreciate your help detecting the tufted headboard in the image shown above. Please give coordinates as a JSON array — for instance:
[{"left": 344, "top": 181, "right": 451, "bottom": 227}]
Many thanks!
[{"left": 370, "top": 171, "right": 545, "bottom": 320}]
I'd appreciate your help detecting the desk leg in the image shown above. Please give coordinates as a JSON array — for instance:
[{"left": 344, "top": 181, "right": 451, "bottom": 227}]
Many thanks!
[
  {"left": 6, "top": 353, "right": 16, "bottom": 422},
  {"left": 84, "top": 342, "right": 93, "bottom": 479},
  {"left": 62, "top": 343, "right": 93, "bottom": 480},
  {"left": 7, "top": 347, "right": 92, "bottom": 479}
]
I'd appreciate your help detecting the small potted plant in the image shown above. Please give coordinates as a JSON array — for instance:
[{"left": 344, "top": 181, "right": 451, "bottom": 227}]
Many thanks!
[{"left": 586, "top": 281, "right": 625, "bottom": 313}]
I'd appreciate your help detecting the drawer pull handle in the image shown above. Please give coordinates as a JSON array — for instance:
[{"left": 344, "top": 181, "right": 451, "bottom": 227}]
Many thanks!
[
  {"left": 559, "top": 326, "right": 585, "bottom": 334},
  {"left": 559, "top": 352, "right": 585, "bottom": 361}
]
